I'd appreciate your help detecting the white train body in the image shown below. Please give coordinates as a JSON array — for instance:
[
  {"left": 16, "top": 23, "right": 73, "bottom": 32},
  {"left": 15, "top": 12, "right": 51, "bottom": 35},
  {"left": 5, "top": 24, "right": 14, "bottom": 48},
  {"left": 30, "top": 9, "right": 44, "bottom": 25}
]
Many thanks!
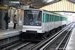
[{"left": 22, "top": 9, "right": 67, "bottom": 33}]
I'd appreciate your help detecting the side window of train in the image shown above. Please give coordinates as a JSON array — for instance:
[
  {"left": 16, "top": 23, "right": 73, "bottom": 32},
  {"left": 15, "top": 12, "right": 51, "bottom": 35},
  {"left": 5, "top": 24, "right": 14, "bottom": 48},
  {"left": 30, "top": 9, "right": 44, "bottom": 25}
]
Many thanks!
[
  {"left": 52, "top": 15, "right": 53, "bottom": 22},
  {"left": 45, "top": 14, "right": 47, "bottom": 23},
  {"left": 55, "top": 16, "right": 56, "bottom": 22},
  {"left": 55, "top": 15, "right": 56, "bottom": 22},
  {"left": 54, "top": 15, "right": 55, "bottom": 22},
  {"left": 51, "top": 15, "right": 53, "bottom": 22},
  {"left": 56, "top": 16, "right": 57, "bottom": 21},
  {"left": 61, "top": 17, "right": 63, "bottom": 21},
  {"left": 43, "top": 13, "right": 45, "bottom": 23},
  {"left": 57, "top": 16, "right": 58, "bottom": 21},
  {"left": 50, "top": 14, "right": 51, "bottom": 22},
  {"left": 49, "top": 14, "right": 50, "bottom": 22},
  {"left": 47, "top": 14, "right": 48, "bottom": 22},
  {"left": 63, "top": 17, "right": 65, "bottom": 21},
  {"left": 48, "top": 14, "right": 49, "bottom": 22},
  {"left": 60, "top": 16, "right": 61, "bottom": 21},
  {"left": 49, "top": 14, "right": 51, "bottom": 22},
  {"left": 53, "top": 15, "right": 54, "bottom": 22},
  {"left": 56, "top": 16, "right": 58, "bottom": 21},
  {"left": 51, "top": 15, "right": 52, "bottom": 22},
  {"left": 61, "top": 17, "right": 62, "bottom": 21},
  {"left": 59, "top": 16, "right": 60, "bottom": 21},
  {"left": 46, "top": 14, "right": 48, "bottom": 22}
]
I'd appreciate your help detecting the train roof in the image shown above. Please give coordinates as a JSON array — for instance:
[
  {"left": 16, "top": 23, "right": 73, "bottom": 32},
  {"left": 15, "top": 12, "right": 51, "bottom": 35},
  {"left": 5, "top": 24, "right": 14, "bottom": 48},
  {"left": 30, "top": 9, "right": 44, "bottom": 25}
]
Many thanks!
[{"left": 23, "top": 8, "right": 66, "bottom": 17}]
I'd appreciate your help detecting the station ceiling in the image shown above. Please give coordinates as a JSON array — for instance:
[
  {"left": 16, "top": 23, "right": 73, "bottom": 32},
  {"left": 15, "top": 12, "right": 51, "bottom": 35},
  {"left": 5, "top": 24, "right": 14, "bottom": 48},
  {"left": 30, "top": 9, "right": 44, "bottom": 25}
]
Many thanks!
[
  {"left": 10, "top": 0, "right": 61, "bottom": 8},
  {"left": 20, "top": 0, "right": 61, "bottom": 8},
  {"left": 9, "top": 0, "right": 75, "bottom": 8}
]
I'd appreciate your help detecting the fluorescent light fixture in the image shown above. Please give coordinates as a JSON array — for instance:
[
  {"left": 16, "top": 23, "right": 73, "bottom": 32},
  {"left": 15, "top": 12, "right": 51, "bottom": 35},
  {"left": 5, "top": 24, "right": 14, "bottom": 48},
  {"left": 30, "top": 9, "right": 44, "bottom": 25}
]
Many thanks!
[
  {"left": 43, "top": 0, "right": 54, "bottom": 3},
  {"left": 9, "top": 1, "right": 19, "bottom": 3}
]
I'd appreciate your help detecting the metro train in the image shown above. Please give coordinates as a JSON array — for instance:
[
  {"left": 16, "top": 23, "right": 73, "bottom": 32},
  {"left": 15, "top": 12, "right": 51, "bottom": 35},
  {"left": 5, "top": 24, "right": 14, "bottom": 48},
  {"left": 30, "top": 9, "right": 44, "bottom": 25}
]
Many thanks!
[{"left": 20, "top": 8, "right": 67, "bottom": 41}]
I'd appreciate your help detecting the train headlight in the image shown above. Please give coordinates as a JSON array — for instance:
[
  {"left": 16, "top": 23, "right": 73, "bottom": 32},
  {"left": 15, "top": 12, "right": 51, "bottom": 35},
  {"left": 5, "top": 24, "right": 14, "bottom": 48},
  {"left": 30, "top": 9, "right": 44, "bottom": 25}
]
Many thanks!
[
  {"left": 26, "top": 23, "right": 28, "bottom": 24},
  {"left": 37, "top": 24, "right": 39, "bottom": 25}
]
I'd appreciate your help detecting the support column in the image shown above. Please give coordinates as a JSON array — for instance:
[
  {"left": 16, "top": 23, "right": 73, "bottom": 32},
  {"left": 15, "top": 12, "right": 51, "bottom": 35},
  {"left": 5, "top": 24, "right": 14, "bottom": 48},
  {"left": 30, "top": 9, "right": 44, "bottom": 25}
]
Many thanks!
[{"left": 2, "top": 9, "right": 8, "bottom": 29}]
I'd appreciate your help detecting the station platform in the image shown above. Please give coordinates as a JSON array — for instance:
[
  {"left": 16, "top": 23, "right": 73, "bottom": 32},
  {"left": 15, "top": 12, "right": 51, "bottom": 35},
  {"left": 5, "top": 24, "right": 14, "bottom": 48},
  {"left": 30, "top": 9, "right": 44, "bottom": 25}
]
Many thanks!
[
  {"left": 66, "top": 26, "right": 75, "bottom": 50},
  {"left": 0, "top": 26, "right": 22, "bottom": 40}
]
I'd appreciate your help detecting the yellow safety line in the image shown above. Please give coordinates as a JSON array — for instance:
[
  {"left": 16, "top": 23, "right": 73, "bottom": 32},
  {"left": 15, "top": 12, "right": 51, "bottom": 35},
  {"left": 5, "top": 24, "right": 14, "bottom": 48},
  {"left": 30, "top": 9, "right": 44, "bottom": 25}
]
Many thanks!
[
  {"left": 0, "top": 35, "right": 3, "bottom": 37},
  {"left": 0, "top": 7, "right": 7, "bottom": 9}
]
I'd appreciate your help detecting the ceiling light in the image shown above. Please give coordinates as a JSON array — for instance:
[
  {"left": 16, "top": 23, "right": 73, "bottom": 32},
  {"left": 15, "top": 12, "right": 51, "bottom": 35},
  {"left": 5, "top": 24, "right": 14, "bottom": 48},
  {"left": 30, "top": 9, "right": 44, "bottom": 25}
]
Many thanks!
[{"left": 43, "top": 0, "right": 54, "bottom": 3}]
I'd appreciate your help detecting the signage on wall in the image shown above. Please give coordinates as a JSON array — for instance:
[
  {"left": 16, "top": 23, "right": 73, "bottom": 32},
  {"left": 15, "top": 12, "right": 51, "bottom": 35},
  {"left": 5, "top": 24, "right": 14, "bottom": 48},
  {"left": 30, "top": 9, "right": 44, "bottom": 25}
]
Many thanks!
[{"left": 9, "top": 1, "right": 20, "bottom": 6}]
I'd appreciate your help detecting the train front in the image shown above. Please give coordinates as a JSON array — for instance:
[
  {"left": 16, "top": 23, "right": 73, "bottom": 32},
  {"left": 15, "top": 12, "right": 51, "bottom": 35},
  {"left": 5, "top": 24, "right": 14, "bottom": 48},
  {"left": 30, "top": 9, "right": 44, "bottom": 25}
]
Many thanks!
[{"left": 20, "top": 9, "right": 43, "bottom": 41}]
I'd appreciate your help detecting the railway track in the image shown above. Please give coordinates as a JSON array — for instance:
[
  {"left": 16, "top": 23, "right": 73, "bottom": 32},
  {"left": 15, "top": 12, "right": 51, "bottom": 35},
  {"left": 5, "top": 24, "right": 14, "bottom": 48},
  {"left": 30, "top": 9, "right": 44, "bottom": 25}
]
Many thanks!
[
  {"left": 1, "top": 41, "right": 39, "bottom": 50},
  {"left": 0, "top": 23, "right": 74, "bottom": 50},
  {"left": 30, "top": 23, "right": 74, "bottom": 50},
  {"left": 40, "top": 27, "right": 73, "bottom": 50}
]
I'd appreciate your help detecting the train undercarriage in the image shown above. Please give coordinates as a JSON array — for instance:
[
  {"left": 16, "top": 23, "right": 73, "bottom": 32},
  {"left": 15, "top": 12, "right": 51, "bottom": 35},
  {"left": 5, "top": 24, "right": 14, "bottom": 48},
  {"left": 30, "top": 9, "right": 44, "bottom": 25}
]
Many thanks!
[{"left": 19, "top": 25, "right": 66, "bottom": 41}]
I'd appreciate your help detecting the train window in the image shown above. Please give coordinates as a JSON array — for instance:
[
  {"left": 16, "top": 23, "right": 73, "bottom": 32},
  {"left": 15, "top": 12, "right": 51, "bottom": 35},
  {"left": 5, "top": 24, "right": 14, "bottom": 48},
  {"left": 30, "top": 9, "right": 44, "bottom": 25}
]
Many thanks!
[
  {"left": 45, "top": 14, "right": 47, "bottom": 22},
  {"left": 60, "top": 17, "right": 61, "bottom": 21},
  {"left": 53, "top": 15, "right": 54, "bottom": 22},
  {"left": 46, "top": 14, "right": 49, "bottom": 22},
  {"left": 56, "top": 16, "right": 58, "bottom": 21},
  {"left": 49, "top": 14, "right": 50, "bottom": 22},
  {"left": 59, "top": 16, "right": 60, "bottom": 21},
  {"left": 58, "top": 16, "right": 60, "bottom": 21},
  {"left": 61, "top": 17, "right": 63, "bottom": 21},
  {"left": 50, "top": 15, "right": 51, "bottom": 22},
  {"left": 52, "top": 15, "right": 53, "bottom": 22},
  {"left": 55, "top": 16, "right": 56, "bottom": 21},
  {"left": 55, "top": 15, "right": 56, "bottom": 22},
  {"left": 57, "top": 16, "right": 58, "bottom": 21},
  {"left": 60, "top": 16, "right": 61, "bottom": 21},
  {"left": 43, "top": 13, "right": 45, "bottom": 23},
  {"left": 63, "top": 17, "right": 64, "bottom": 21},
  {"left": 48, "top": 14, "right": 49, "bottom": 22},
  {"left": 51, "top": 15, "right": 52, "bottom": 22},
  {"left": 63, "top": 17, "right": 65, "bottom": 21},
  {"left": 50, "top": 15, "right": 52, "bottom": 22},
  {"left": 61, "top": 17, "right": 62, "bottom": 21},
  {"left": 49, "top": 15, "right": 51, "bottom": 22},
  {"left": 47, "top": 14, "right": 49, "bottom": 22},
  {"left": 24, "top": 10, "right": 42, "bottom": 21},
  {"left": 58, "top": 16, "right": 59, "bottom": 21},
  {"left": 24, "top": 10, "right": 42, "bottom": 26},
  {"left": 46, "top": 14, "right": 48, "bottom": 22},
  {"left": 57, "top": 16, "right": 59, "bottom": 21},
  {"left": 56, "top": 16, "right": 57, "bottom": 21}
]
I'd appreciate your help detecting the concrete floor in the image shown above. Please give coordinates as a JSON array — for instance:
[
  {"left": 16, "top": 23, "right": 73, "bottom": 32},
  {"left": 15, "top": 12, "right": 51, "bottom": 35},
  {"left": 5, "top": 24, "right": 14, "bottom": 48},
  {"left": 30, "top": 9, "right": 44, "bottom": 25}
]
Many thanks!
[{"left": 0, "top": 26, "right": 22, "bottom": 35}]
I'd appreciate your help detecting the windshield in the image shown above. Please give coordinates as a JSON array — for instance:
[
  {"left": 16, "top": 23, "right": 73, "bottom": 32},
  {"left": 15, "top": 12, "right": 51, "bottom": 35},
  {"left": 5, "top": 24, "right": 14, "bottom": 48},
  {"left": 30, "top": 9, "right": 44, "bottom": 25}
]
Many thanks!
[{"left": 24, "top": 10, "right": 42, "bottom": 26}]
